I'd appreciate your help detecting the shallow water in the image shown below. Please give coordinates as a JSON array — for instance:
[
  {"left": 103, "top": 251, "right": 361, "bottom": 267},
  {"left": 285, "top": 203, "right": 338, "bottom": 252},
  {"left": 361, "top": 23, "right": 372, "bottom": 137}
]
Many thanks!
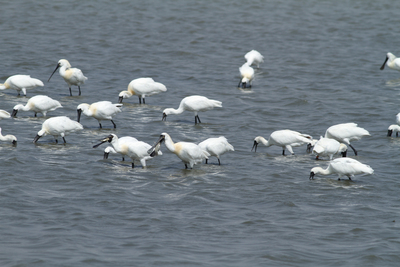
[{"left": 1, "top": 0, "right": 400, "bottom": 266}]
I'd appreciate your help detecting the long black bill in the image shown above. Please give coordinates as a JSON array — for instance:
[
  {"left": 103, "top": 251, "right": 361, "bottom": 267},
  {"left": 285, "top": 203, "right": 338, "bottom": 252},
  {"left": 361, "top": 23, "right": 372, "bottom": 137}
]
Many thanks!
[
  {"left": 118, "top": 96, "right": 123, "bottom": 103},
  {"left": 162, "top": 113, "right": 167, "bottom": 121},
  {"left": 93, "top": 135, "right": 114, "bottom": 148},
  {"left": 147, "top": 135, "right": 165, "bottom": 156},
  {"left": 380, "top": 57, "right": 388, "bottom": 70},
  {"left": 104, "top": 152, "right": 109, "bottom": 159},
  {"left": 341, "top": 150, "right": 347, "bottom": 157},
  {"left": 11, "top": 109, "right": 18, "bottom": 117},
  {"left": 387, "top": 129, "right": 393, "bottom": 137},
  {"left": 48, "top": 63, "right": 60, "bottom": 82},
  {"left": 33, "top": 134, "right": 41, "bottom": 143},
  {"left": 77, "top": 109, "right": 82, "bottom": 122},
  {"left": 309, "top": 172, "right": 315, "bottom": 180},
  {"left": 251, "top": 141, "right": 258, "bottom": 152},
  {"left": 12, "top": 140, "right": 17, "bottom": 146}
]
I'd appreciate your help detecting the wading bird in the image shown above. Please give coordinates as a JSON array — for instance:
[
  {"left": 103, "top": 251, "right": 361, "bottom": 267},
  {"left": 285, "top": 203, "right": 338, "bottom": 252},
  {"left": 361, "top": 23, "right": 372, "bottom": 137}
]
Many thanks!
[
  {"left": 33, "top": 116, "right": 83, "bottom": 144},
  {"left": 244, "top": 50, "right": 264, "bottom": 68},
  {"left": 198, "top": 136, "right": 234, "bottom": 165},
  {"left": 77, "top": 101, "right": 122, "bottom": 128},
  {"left": 11, "top": 95, "right": 62, "bottom": 117},
  {"left": 0, "top": 75, "right": 44, "bottom": 96},
  {"left": 0, "top": 127, "right": 17, "bottom": 145},
  {"left": 48, "top": 59, "right": 87, "bottom": 96},
  {"left": 238, "top": 63, "right": 254, "bottom": 89},
  {"left": 312, "top": 136, "right": 347, "bottom": 160},
  {"left": 118, "top": 77, "right": 167, "bottom": 104}
]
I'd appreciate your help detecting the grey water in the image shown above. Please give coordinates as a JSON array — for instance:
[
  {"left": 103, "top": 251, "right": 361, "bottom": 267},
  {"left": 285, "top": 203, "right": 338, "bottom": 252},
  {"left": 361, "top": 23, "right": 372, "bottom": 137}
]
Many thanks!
[{"left": 1, "top": 0, "right": 400, "bottom": 266}]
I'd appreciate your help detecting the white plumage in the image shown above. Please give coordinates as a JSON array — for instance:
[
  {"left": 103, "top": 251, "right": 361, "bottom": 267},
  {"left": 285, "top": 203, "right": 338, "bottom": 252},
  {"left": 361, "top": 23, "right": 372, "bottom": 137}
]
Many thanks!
[
  {"left": 0, "top": 127, "right": 17, "bottom": 145},
  {"left": 33, "top": 116, "right": 83, "bottom": 143},
  {"left": 149, "top": 132, "right": 209, "bottom": 169},
  {"left": 312, "top": 136, "right": 348, "bottom": 160},
  {"left": 380, "top": 52, "right": 400, "bottom": 71},
  {"left": 93, "top": 134, "right": 162, "bottom": 168},
  {"left": 102, "top": 136, "right": 139, "bottom": 160},
  {"left": 118, "top": 77, "right": 167, "bottom": 104},
  {"left": 252, "top": 130, "right": 313, "bottom": 155},
  {"left": 238, "top": 63, "right": 255, "bottom": 89},
  {"left": 387, "top": 124, "right": 400, "bottom": 137},
  {"left": 244, "top": 50, "right": 264, "bottom": 68},
  {"left": 48, "top": 59, "right": 87, "bottom": 96},
  {"left": 162, "top": 95, "right": 222, "bottom": 124},
  {"left": 0, "top": 74, "right": 44, "bottom": 96},
  {"left": 324, "top": 123, "right": 370, "bottom": 155},
  {"left": 0, "top": 110, "right": 11, "bottom": 120},
  {"left": 77, "top": 101, "right": 123, "bottom": 128},
  {"left": 11, "top": 95, "right": 62, "bottom": 117},
  {"left": 198, "top": 136, "right": 234, "bottom": 165},
  {"left": 310, "top": 158, "right": 374, "bottom": 181}
]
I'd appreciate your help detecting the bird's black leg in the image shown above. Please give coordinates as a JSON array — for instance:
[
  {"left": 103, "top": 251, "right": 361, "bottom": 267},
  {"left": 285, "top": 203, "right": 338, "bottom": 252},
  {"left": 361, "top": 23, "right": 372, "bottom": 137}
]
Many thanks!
[
  {"left": 282, "top": 149, "right": 285, "bottom": 156},
  {"left": 34, "top": 112, "right": 37, "bottom": 117},
  {"left": 349, "top": 144, "right": 358, "bottom": 156},
  {"left": 78, "top": 86, "right": 81, "bottom": 96},
  {"left": 111, "top": 120, "right": 116, "bottom": 128},
  {"left": 218, "top": 159, "right": 221, "bottom": 165},
  {"left": 69, "top": 87, "right": 72, "bottom": 96},
  {"left": 205, "top": 159, "right": 208, "bottom": 164},
  {"left": 195, "top": 115, "right": 201, "bottom": 124},
  {"left": 99, "top": 122, "right": 102, "bottom": 128},
  {"left": 238, "top": 79, "right": 242, "bottom": 87},
  {"left": 63, "top": 137, "right": 66, "bottom": 143},
  {"left": 55, "top": 138, "right": 58, "bottom": 144},
  {"left": 185, "top": 164, "right": 188, "bottom": 169},
  {"left": 139, "top": 97, "right": 142, "bottom": 104},
  {"left": 132, "top": 162, "right": 135, "bottom": 168},
  {"left": 143, "top": 98, "right": 145, "bottom": 104}
]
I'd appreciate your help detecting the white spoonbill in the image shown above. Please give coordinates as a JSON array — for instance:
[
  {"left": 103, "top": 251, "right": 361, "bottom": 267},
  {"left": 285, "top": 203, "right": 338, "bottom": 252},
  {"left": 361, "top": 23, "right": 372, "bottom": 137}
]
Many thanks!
[
  {"left": 198, "top": 136, "right": 234, "bottom": 165},
  {"left": 380, "top": 52, "right": 400, "bottom": 71},
  {"left": 118, "top": 77, "right": 167, "bottom": 104},
  {"left": 33, "top": 116, "right": 83, "bottom": 144},
  {"left": 77, "top": 101, "right": 123, "bottom": 128},
  {"left": 93, "top": 134, "right": 162, "bottom": 168},
  {"left": 0, "top": 110, "right": 11, "bottom": 120},
  {"left": 324, "top": 123, "right": 370, "bottom": 156},
  {"left": 310, "top": 158, "right": 374, "bottom": 181},
  {"left": 244, "top": 50, "right": 264, "bottom": 68},
  {"left": 102, "top": 136, "right": 139, "bottom": 160},
  {"left": 11, "top": 95, "right": 62, "bottom": 117},
  {"left": 162, "top": 95, "right": 222, "bottom": 124},
  {"left": 48, "top": 59, "right": 87, "bottom": 96},
  {"left": 252, "top": 130, "right": 313, "bottom": 155},
  {"left": 148, "top": 132, "right": 209, "bottom": 169},
  {"left": 0, "top": 127, "right": 17, "bottom": 145},
  {"left": 312, "top": 136, "right": 347, "bottom": 160},
  {"left": 238, "top": 63, "right": 255, "bottom": 89},
  {"left": 387, "top": 124, "right": 400, "bottom": 137},
  {"left": 395, "top": 112, "right": 400, "bottom": 125},
  {"left": 0, "top": 74, "right": 44, "bottom": 96}
]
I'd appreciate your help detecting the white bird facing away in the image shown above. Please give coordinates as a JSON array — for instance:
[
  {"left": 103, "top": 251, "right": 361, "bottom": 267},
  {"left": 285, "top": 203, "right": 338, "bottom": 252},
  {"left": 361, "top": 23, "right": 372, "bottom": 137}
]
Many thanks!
[
  {"left": 312, "top": 136, "right": 348, "bottom": 160},
  {"left": 11, "top": 95, "right": 62, "bottom": 117},
  {"left": 77, "top": 101, "right": 123, "bottom": 128},
  {"left": 48, "top": 59, "right": 87, "bottom": 96},
  {"left": 238, "top": 63, "right": 255, "bottom": 89},
  {"left": 387, "top": 124, "right": 400, "bottom": 137},
  {"left": 33, "top": 116, "right": 83, "bottom": 144},
  {"left": 396, "top": 113, "right": 400, "bottom": 125},
  {"left": 310, "top": 158, "right": 374, "bottom": 181},
  {"left": 380, "top": 52, "right": 400, "bottom": 71},
  {"left": 324, "top": 123, "right": 370, "bottom": 156},
  {"left": 198, "top": 136, "right": 234, "bottom": 165},
  {"left": 162, "top": 95, "right": 222, "bottom": 124},
  {"left": 252, "top": 130, "right": 313, "bottom": 155},
  {"left": 148, "top": 132, "right": 209, "bottom": 169},
  {"left": 244, "top": 50, "right": 264, "bottom": 68},
  {"left": 0, "top": 110, "right": 11, "bottom": 120},
  {"left": 0, "top": 75, "right": 44, "bottom": 96},
  {"left": 118, "top": 77, "right": 167, "bottom": 104},
  {"left": 93, "top": 134, "right": 162, "bottom": 168},
  {"left": 102, "top": 136, "right": 139, "bottom": 160},
  {"left": 0, "top": 127, "right": 17, "bottom": 145}
]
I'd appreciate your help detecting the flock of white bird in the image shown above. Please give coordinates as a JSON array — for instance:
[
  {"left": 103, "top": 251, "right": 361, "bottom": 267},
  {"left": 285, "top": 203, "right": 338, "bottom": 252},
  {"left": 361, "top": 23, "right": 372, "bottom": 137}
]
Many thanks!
[{"left": 1, "top": 51, "right": 399, "bottom": 180}]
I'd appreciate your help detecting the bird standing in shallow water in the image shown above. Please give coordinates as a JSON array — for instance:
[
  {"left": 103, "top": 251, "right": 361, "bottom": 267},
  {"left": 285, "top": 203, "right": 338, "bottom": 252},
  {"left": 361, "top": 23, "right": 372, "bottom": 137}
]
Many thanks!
[
  {"left": 238, "top": 63, "right": 254, "bottom": 89},
  {"left": 312, "top": 136, "right": 347, "bottom": 160},
  {"left": 11, "top": 95, "right": 62, "bottom": 117},
  {"left": 33, "top": 116, "right": 83, "bottom": 144},
  {"left": 118, "top": 77, "right": 167, "bottom": 104},
  {"left": 148, "top": 132, "right": 209, "bottom": 169},
  {"left": 162, "top": 95, "right": 222, "bottom": 124},
  {"left": 77, "top": 101, "right": 122, "bottom": 128},
  {"left": 48, "top": 59, "right": 87, "bottom": 96},
  {"left": 198, "top": 136, "right": 234, "bottom": 165},
  {"left": 244, "top": 50, "right": 264, "bottom": 68},
  {"left": 0, "top": 75, "right": 44, "bottom": 96},
  {"left": 310, "top": 158, "right": 374, "bottom": 181},
  {"left": 0, "top": 127, "right": 17, "bottom": 145},
  {"left": 252, "top": 130, "right": 313, "bottom": 155},
  {"left": 0, "top": 110, "right": 11, "bottom": 120},
  {"left": 380, "top": 52, "right": 400, "bottom": 71}
]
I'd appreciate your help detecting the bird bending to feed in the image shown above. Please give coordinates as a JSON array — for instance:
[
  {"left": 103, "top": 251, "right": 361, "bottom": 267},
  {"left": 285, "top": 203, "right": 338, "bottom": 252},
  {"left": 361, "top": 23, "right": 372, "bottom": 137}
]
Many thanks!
[
  {"left": 309, "top": 158, "right": 374, "bottom": 181},
  {"left": 380, "top": 52, "right": 400, "bottom": 71},
  {"left": 101, "top": 136, "right": 139, "bottom": 160},
  {"left": 162, "top": 95, "right": 222, "bottom": 124},
  {"left": 11, "top": 95, "right": 62, "bottom": 117},
  {"left": 324, "top": 123, "right": 370, "bottom": 156},
  {"left": 0, "top": 110, "right": 11, "bottom": 120},
  {"left": 244, "top": 50, "right": 264, "bottom": 68},
  {"left": 238, "top": 63, "right": 254, "bottom": 88},
  {"left": 48, "top": 59, "right": 87, "bottom": 96},
  {"left": 0, "top": 127, "right": 17, "bottom": 145},
  {"left": 198, "top": 136, "right": 234, "bottom": 165},
  {"left": 118, "top": 77, "right": 167, "bottom": 104},
  {"left": 387, "top": 124, "right": 400, "bottom": 137},
  {"left": 33, "top": 116, "right": 83, "bottom": 144},
  {"left": 77, "top": 101, "right": 122, "bottom": 128},
  {"left": 93, "top": 134, "right": 161, "bottom": 168},
  {"left": 252, "top": 130, "right": 313, "bottom": 155},
  {"left": 0, "top": 75, "right": 44, "bottom": 96},
  {"left": 148, "top": 132, "right": 209, "bottom": 169},
  {"left": 312, "top": 136, "right": 347, "bottom": 160}
]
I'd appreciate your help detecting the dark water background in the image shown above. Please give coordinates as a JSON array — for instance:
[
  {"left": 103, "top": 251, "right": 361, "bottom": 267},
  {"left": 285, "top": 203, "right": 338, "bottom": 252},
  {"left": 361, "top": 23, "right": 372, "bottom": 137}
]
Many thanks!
[{"left": 1, "top": 0, "right": 400, "bottom": 266}]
